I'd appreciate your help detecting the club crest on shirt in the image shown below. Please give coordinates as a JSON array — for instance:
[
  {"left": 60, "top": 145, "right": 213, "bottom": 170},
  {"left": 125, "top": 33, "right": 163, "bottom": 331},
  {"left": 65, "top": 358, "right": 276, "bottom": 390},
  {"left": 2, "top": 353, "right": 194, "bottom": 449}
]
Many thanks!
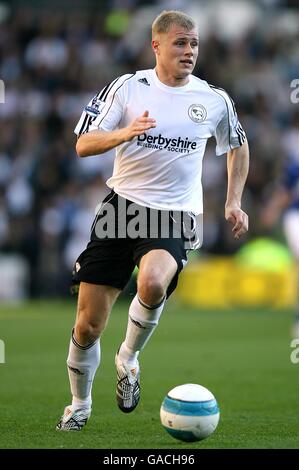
[{"left": 188, "top": 104, "right": 207, "bottom": 123}]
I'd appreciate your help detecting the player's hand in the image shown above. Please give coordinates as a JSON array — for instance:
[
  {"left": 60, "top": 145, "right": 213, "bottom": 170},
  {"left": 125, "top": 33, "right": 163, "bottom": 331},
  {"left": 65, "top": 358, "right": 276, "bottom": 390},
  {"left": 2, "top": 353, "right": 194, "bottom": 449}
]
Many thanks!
[
  {"left": 225, "top": 204, "right": 249, "bottom": 240},
  {"left": 122, "top": 110, "right": 156, "bottom": 141}
]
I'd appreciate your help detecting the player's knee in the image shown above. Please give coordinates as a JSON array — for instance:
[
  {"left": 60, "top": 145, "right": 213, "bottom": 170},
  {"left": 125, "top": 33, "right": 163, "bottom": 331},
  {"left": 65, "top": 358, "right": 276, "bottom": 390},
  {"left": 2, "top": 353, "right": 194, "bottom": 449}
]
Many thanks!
[
  {"left": 138, "top": 276, "right": 166, "bottom": 306},
  {"left": 75, "top": 319, "right": 103, "bottom": 344}
]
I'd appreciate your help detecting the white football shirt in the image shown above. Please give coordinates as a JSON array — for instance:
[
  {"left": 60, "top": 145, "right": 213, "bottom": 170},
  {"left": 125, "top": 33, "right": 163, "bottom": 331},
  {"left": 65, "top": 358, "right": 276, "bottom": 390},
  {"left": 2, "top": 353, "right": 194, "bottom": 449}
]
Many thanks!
[{"left": 74, "top": 69, "right": 246, "bottom": 214}]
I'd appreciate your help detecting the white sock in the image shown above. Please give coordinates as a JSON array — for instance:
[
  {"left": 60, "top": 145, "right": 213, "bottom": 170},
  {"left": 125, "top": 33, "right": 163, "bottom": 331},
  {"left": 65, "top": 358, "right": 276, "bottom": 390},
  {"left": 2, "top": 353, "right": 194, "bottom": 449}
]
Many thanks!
[
  {"left": 118, "top": 294, "right": 166, "bottom": 366},
  {"left": 67, "top": 329, "right": 101, "bottom": 411}
]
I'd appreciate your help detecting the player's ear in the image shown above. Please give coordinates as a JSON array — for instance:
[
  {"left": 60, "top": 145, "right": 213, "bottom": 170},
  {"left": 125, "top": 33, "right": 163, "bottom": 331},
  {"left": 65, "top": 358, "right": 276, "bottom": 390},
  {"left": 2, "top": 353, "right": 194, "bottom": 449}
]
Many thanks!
[{"left": 152, "top": 39, "right": 159, "bottom": 54}]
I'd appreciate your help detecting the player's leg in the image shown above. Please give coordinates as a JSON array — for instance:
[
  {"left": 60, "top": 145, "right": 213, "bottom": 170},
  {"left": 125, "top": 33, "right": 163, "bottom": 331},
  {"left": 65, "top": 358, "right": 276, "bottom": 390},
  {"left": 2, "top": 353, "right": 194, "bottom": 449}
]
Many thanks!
[
  {"left": 74, "top": 282, "right": 120, "bottom": 345},
  {"left": 57, "top": 282, "right": 120, "bottom": 430},
  {"left": 116, "top": 249, "right": 178, "bottom": 412},
  {"left": 57, "top": 190, "right": 135, "bottom": 426},
  {"left": 120, "top": 249, "right": 177, "bottom": 360},
  {"left": 68, "top": 282, "right": 120, "bottom": 407}
]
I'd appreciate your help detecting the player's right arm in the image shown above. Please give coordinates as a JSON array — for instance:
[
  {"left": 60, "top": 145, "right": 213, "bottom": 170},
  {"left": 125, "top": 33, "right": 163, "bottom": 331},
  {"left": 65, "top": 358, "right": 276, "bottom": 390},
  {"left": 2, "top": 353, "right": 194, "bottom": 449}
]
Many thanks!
[{"left": 76, "top": 111, "right": 156, "bottom": 157}]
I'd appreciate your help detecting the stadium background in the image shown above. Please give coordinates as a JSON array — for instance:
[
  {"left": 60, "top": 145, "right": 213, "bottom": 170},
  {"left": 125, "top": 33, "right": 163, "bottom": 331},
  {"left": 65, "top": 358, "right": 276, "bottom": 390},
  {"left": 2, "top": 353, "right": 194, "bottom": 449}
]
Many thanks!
[{"left": 1, "top": 0, "right": 299, "bottom": 450}]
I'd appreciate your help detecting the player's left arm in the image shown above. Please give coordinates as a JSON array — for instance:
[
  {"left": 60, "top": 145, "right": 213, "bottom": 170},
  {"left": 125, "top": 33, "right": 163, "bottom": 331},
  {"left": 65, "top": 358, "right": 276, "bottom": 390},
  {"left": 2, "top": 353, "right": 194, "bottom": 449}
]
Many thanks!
[{"left": 225, "top": 140, "right": 249, "bottom": 239}]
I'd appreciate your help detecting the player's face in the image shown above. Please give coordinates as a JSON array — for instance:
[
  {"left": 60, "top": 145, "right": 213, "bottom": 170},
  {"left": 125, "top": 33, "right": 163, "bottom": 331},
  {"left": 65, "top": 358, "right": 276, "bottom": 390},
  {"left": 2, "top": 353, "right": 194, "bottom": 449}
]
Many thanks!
[{"left": 153, "top": 25, "right": 199, "bottom": 85}]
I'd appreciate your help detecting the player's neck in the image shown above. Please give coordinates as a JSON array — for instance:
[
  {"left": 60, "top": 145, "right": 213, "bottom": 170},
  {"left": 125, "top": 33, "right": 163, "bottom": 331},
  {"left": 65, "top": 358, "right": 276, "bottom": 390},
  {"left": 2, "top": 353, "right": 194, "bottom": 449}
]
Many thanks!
[{"left": 154, "top": 66, "right": 190, "bottom": 87}]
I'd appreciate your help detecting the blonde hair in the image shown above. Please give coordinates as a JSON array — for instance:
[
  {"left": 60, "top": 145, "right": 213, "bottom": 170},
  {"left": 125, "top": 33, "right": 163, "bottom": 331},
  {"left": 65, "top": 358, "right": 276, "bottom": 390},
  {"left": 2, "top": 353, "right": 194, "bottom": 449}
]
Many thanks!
[{"left": 152, "top": 10, "right": 197, "bottom": 37}]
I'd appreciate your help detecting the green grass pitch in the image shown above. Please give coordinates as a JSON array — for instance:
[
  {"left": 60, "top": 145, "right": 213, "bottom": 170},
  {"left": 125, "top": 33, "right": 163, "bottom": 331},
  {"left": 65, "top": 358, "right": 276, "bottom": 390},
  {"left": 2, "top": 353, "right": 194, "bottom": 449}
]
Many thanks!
[{"left": 0, "top": 299, "right": 298, "bottom": 449}]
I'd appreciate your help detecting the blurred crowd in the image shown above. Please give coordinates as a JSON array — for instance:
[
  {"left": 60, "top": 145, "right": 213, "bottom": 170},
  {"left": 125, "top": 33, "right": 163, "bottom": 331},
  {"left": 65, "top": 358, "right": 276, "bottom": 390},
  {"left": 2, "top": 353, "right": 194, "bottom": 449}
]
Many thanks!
[{"left": 0, "top": 0, "right": 299, "bottom": 297}]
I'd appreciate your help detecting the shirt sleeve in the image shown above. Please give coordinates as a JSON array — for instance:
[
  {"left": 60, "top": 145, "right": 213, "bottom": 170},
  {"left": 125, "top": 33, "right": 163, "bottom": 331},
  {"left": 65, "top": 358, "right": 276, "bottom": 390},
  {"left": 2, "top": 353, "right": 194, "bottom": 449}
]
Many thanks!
[
  {"left": 213, "top": 90, "right": 246, "bottom": 156},
  {"left": 74, "top": 75, "right": 133, "bottom": 137}
]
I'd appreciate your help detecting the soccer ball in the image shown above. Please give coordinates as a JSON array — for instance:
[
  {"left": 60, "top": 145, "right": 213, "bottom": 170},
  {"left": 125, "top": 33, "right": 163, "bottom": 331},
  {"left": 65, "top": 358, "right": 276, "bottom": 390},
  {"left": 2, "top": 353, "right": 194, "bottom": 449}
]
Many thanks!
[{"left": 160, "top": 383, "right": 220, "bottom": 442}]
